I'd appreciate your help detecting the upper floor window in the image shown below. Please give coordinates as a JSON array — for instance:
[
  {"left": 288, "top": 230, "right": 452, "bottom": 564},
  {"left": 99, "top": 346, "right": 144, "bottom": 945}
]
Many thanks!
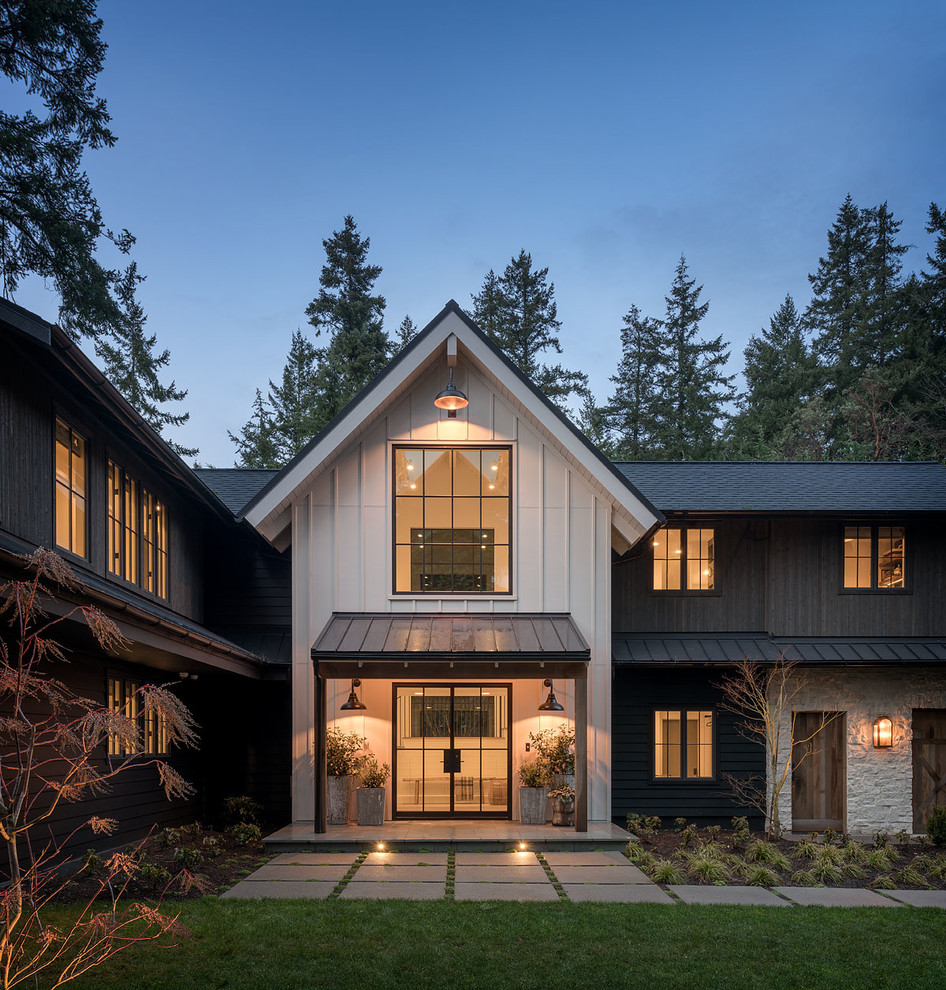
[
  {"left": 652, "top": 526, "right": 715, "bottom": 591},
  {"left": 54, "top": 419, "right": 87, "bottom": 558},
  {"left": 107, "top": 675, "right": 169, "bottom": 756},
  {"left": 394, "top": 446, "right": 511, "bottom": 593},
  {"left": 108, "top": 461, "right": 168, "bottom": 598},
  {"left": 843, "top": 525, "right": 905, "bottom": 590}
]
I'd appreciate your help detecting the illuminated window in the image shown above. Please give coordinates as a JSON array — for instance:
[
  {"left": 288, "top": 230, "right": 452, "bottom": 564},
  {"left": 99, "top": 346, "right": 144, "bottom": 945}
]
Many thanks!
[
  {"left": 54, "top": 419, "right": 87, "bottom": 557},
  {"left": 394, "top": 447, "right": 511, "bottom": 593},
  {"left": 654, "top": 709, "right": 714, "bottom": 779},
  {"left": 652, "top": 526, "right": 714, "bottom": 590},
  {"left": 108, "top": 676, "right": 169, "bottom": 756},
  {"left": 843, "top": 525, "right": 905, "bottom": 590},
  {"left": 108, "top": 462, "right": 168, "bottom": 598}
]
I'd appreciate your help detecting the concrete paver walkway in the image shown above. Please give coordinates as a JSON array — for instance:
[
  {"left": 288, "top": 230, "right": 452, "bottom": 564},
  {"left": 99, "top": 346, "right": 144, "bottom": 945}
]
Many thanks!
[{"left": 221, "top": 850, "right": 946, "bottom": 906}]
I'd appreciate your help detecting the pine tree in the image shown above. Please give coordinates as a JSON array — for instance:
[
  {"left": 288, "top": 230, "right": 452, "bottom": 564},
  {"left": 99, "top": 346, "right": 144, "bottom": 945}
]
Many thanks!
[
  {"left": 652, "top": 256, "right": 736, "bottom": 459},
  {"left": 729, "top": 294, "right": 817, "bottom": 457},
  {"left": 267, "top": 329, "right": 321, "bottom": 463},
  {"left": 94, "top": 264, "right": 196, "bottom": 457},
  {"left": 606, "top": 304, "right": 663, "bottom": 459},
  {"left": 471, "top": 251, "right": 587, "bottom": 409},
  {"left": 575, "top": 391, "right": 615, "bottom": 457},
  {"left": 805, "top": 195, "right": 873, "bottom": 395},
  {"left": 305, "top": 215, "right": 389, "bottom": 428},
  {"left": 861, "top": 202, "right": 909, "bottom": 367},
  {"left": 228, "top": 388, "right": 280, "bottom": 468},
  {"left": 396, "top": 315, "right": 417, "bottom": 350}
]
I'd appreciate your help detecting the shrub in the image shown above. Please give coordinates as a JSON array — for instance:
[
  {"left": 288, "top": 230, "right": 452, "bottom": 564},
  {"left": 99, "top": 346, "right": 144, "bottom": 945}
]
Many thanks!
[
  {"left": 140, "top": 862, "right": 172, "bottom": 892},
  {"left": 224, "top": 795, "right": 262, "bottom": 825},
  {"left": 517, "top": 759, "right": 549, "bottom": 788},
  {"left": 357, "top": 753, "right": 391, "bottom": 788},
  {"left": 745, "top": 841, "right": 790, "bottom": 871},
  {"left": 927, "top": 806, "right": 946, "bottom": 847},
  {"left": 230, "top": 822, "right": 262, "bottom": 846},
  {"left": 731, "top": 816, "right": 751, "bottom": 849},
  {"left": 841, "top": 863, "right": 866, "bottom": 880},
  {"left": 679, "top": 824, "right": 699, "bottom": 848},
  {"left": 790, "top": 869, "right": 816, "bottom": 885},
  {"left": 687, "top": 852, "right": 730, "bottom": 884},
  {"left": 894, "top": 865, "right": 928, "bottom": 887},
  {"left": 864, "top": 847, "right": 894, "bottom": 870},
  {"left": 82, "top": 848, "right": 103, "bottom": 875},
  {"left": 674, "top": 817, "right": 688, "bottom": 831},
  {"left": 625, "top": 813, "right": 661, "bottom": 840},
  {"left": 810, "top": 860, "right": 842, "bottom": 884},
  {"left": 202, "top": 835, "right": 223, "bottom": 858},
  {"left": 159, "top": 827, "right": 183, "bottom": 849},
  {"left": 869, "top": 874, "right": 898, "bottom": 890},
  {"left": 649, "top": 859, "right": 683, "bottom": 885},
  {"left": 326, "top": 727, "right": 367, "bottom": 776},
  {"left": 173, "top": 846, "right": 203, "bottom": 869},
  {"left": 792, "top": 840, "right": 819, "bottom": 861},
  {"left": 743, "top": 864, "right": 779, "bottom": 887},
  {"left": 529, "top": 724, "right": 576, "bottom": 776}
]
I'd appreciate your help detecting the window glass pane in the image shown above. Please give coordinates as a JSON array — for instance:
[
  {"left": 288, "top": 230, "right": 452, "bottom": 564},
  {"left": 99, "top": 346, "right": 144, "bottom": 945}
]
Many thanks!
[
  {"left": 653, "top": 559, "right": 667, "bottom": 590},
  {"left": 857, "top": 558, "right": 870, "bottom": 587},
  {"left": 72, "top": 495, "right": 86, "bottom": 558},
  {"left": 667, "top": 528, "right": 681, "bottom": 558},
  {"left": 668, "top": 558, "right": 681, "bottom": 589},
  {"left": 490, "top": 545, "right": 509, "bottom": 592},
  {"left": 482, "top": 498, "right": 509, "bottom": 543},
  {"left": 425, "top": 496, "right": 451, "bottom": 530},
  {"left": 482, "top": 450, "right": 509, "bottom": 496},
  {"left": 654, "top": 710, "right": 682, "bottom": 778},
  {"left": 395, "top": 449, "right": 423, "bottom": 495},
  {"left": 878, "top": 526, "right": 905, "bottom": 588},
  {"left": 395, "top": 496, "right": 423, "bottom": 543},
  {"left": 423, "top": 449, "right": 451, "bottom": 495},
  {"left": 395, "top": 545, "right": 413, "bottom": 592},
  {"left": 453, "top": 496, "right": 480, "bottom": 529},
  {"left": 71, "top": 434, "right": 85, "bottom": 494},
  {"left": 55, "top": 484, "right": 70, "bottom": 548},
  {"left": 453, "top": 449, "right": 481, "bottom": 496},
  {"left": 687, "top": 710, "right": 713, "bottom": 778},
  {"left": 843, "top": 526, "right": 872, "bottom": 588},
  {"left": 55, "top": 424, "right": 69, "bottom": 484}
]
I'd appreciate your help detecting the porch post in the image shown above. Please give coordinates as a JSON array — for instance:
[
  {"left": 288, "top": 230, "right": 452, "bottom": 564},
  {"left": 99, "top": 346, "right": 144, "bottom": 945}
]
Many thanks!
[
  {"left": 314, "top": 668, "right": 327, "bottom": 833},
  {"left": 575, "top": 675, "right": 588, "bottom": 832}
]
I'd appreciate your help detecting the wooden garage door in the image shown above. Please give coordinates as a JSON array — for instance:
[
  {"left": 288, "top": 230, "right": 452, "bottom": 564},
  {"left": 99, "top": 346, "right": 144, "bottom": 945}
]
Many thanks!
[
  {"left": 913, "top": 709, "right": 946, "bottom": 833},
  {"left": 792, "top": 712, "right": 845, "bottom": 832}
]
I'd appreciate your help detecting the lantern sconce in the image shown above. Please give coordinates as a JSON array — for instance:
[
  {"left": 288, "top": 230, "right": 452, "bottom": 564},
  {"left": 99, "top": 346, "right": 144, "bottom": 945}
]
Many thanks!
[
  {"left": 873, "top": 715, "right": 893, "bottom": 748},
  {"left": 340, "top": 678, "right": 367, "bottom": 711}
]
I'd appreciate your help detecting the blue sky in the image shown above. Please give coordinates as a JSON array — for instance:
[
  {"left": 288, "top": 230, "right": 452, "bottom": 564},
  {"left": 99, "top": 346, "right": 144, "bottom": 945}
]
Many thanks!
[{"left": 13, "top": 0, "right": 946, "bottom": 464}]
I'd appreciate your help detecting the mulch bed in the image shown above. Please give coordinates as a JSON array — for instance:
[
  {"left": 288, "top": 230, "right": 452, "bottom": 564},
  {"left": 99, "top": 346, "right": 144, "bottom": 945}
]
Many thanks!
[{"left": 626, "top": 819, "right": 946, "bottom": 890}]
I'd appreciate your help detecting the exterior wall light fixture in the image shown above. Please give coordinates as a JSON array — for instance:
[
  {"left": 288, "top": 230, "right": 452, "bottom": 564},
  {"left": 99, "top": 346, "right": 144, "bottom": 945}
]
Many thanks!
[
  {"left": 538, "top": 678, "right": 564, "bottom": 712},
  {"left": 873, "top": 715, "right": 893, "bottom": 748},
  {"left": 340, "top": 678, "right": 367, "bottom": 711},
  {"left": 433, "top": 369, "right": 468, "bottom": 418}
]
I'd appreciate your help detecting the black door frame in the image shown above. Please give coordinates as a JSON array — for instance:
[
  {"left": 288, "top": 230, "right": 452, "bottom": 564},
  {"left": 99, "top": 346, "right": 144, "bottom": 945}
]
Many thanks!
[{"left": 391, "top": 682, "right": 513, "bottom": 820}]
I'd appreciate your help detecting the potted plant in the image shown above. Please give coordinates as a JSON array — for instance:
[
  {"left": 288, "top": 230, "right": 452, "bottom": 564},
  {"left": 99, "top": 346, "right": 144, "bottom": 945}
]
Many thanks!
[
  {"left": 355, "top": 753, "right": 390, "bottom": 826},
  {"left": 326, "top": 727, "right": 366, "bottom": 825},
  {"left": 517, "top": 758, "right": 549, "bottom": 825},
  {"left": 530, "top": 723, "right": 576, "bottom": 789},
  {"left": 548, "top": 783, "right": 576, "bottom": 827}
]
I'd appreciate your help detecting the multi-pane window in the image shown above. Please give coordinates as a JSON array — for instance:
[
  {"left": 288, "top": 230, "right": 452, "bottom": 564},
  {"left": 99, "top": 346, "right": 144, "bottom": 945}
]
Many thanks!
[
  {"left": 394, "top": 447, "right": 511, "bottom": 593},
  {"left": 843, "top": 525, "right": 905, "bottom": 590},
  {"left": 652, "top": 526, "right": 715, "bottom": 590},
  {"left": 654, "top": 709, "right": 714, "bottom": 779},
  {"left": 107, "top": 676, "right": 168, "bottom": 756},
  {"left": 108, "top": 461, "right": 168, "bottom": 598},
  {"left": 54, "top": 419, "right": 87, "bottom": 557}
]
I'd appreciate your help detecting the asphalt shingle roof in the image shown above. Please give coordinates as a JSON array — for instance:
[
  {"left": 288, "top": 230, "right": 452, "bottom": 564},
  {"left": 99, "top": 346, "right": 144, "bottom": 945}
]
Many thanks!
[
  {"left": 195, "top": 469, "right": 279, "bottom": 515},
  {"left": 615, "top": 461, "right": 946, "bottom": 513}
]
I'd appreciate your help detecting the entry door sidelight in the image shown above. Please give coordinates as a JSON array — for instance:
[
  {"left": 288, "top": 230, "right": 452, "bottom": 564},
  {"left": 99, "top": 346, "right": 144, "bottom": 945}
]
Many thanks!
[{"left": 393, "top": 684, "right": 511, "bottom": 819}]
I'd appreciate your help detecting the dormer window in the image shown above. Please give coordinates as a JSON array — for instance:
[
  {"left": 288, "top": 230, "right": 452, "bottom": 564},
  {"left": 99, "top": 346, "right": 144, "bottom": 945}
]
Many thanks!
[
  {"left": 394, "top": 447, "right": 510, "bottom": 593},
  {"left": 843, "top": 525, "right": 905, "bottom": 590}
]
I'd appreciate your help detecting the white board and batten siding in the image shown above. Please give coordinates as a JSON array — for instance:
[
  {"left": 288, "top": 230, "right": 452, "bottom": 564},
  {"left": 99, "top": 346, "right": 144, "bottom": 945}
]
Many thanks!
[{"left": 288, "top": 360, "right": 621, "bottom": 822}]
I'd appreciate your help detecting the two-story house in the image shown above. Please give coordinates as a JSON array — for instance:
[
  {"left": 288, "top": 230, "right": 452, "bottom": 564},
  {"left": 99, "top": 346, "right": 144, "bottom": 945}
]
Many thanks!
[
  {"left": 4, "top": 295, "right": 945, "bottom": 846},
  {"left": 0, "top": 298, "right": 292, "bottom": 854}
]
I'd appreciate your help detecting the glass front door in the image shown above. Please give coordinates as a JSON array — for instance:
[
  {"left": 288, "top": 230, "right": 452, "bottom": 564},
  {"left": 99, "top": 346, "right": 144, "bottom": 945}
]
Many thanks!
[{"left": 393, "top": 684, "right": 511, "bottom": 818}]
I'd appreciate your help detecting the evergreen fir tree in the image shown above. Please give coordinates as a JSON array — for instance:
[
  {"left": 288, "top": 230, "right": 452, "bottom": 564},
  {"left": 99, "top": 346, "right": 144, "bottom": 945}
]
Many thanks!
[
  {"left": 305, "top": 215, "right": 390, "bottom": 428},
  {"left": 606, "top": 304, "right": 662, "bottom": 459},
  {"left": 95, "top": 263, "right": 197, "bottom": 457},
  {"left": 861, "top": 202, "right": 909, "bottom": 367},
  {"left": 228, "top": 388, "right": 280, "bottom": 469},
  {"left": 729, "top": 294, "right": 817, "bottom": 457},
  {"left": 652, "top": 256, "right": 736, "bottom": 459},
  {"left": 471, "top": 251, "right": 587, "bottom": 409},
  {"left": 267, "top": 329, "right": 321, "bottom": 463},
  {"left": 396, "top": 315, "right": 417, "bottom": 350},
  {"left": 575, "top": 391, "right": 615, "bottom": 457}
]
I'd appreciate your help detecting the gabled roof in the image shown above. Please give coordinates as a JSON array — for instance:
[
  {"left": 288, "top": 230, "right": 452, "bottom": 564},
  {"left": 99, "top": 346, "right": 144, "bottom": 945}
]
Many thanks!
[
  {"left": 196, "top": 468, "right": 280, "bottom": 515},
  {"left": 617, "top": 461, "right": 946, "bottom": 513},
  {"left": 243, "top": 300, "right": 662, "bottom": 546}
]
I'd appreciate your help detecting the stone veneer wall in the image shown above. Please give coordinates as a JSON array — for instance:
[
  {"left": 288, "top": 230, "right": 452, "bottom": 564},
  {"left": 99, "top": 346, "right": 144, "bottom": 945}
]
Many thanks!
[{"left": 771, "top": 667, "right": 946, "bottom": 835}]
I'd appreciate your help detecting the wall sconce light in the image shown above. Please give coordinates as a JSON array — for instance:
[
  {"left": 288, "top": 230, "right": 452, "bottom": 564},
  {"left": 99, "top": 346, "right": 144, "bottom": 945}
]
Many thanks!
[
  {"left": 340, "top": 678, "right": 367, "bottom": 711},
  {"left": 538, "top": 678, "right": 564, "bottom": 712},
  {"left": 433, "top": 369, "right": 468, "bottom": 418},
  {"left": 873, "top": 716, "right": 893, "bottom": 748}
]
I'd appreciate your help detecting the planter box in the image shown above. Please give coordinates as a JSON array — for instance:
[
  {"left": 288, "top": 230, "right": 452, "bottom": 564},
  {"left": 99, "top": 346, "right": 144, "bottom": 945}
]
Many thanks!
[
  {"left": 327, "top": 775, "right": 352, "bottom": 825},
  {"left": 551, "top": 773, "right": 575, "bottom": 827},
  {"left": 356, "top": 787, "right": 385, "bottom": 826},
  {"left": 519, "top": 786, "right": 548, "bottom": 825}
]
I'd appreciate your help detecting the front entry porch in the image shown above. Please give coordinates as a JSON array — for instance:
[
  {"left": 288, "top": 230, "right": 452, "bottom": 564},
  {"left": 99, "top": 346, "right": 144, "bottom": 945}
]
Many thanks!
[{"left": 263, "top": 819, "right": 631, "bottom": 854}]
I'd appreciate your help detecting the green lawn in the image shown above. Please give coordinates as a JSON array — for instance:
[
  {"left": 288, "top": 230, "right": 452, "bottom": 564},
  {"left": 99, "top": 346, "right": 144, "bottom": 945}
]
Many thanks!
[{"left": 48, "top": 898, "right": 946, "bottom": 990}]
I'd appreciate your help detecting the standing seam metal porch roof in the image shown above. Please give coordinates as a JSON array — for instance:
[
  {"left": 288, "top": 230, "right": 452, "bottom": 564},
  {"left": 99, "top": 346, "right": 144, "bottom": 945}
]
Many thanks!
[{"left": 313, "top": 612, "right": 590, "bottom": 658}]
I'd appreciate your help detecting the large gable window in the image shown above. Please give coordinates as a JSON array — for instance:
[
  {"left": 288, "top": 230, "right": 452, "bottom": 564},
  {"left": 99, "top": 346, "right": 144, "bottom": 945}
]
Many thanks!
[{"left": 394, "top": 447, "right": 510, "bottom": 593}]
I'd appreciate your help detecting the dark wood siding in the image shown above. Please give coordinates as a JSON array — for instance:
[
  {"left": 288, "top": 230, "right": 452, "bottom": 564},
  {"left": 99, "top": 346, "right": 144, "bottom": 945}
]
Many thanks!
[
  {"left": 613, "top": 518, "right": 768, "bottom": 633},
  {"left": 611, "top": 667, "right": 764, "bottom": 826}
]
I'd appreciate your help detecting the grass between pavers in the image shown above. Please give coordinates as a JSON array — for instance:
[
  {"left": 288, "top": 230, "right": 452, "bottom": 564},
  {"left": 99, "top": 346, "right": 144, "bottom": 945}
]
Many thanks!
[{"left": 45, "top": 899, "right": 946, "bottom": 990}]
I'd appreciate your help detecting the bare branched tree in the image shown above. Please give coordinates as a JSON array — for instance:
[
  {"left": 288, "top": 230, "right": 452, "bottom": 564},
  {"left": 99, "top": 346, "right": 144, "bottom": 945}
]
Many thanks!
[
  {"left": 0, "top": 549, "right": 198, "bottom": 989},
  {"left": 717, "top": 655, "right": 840, "bottom": 839}
]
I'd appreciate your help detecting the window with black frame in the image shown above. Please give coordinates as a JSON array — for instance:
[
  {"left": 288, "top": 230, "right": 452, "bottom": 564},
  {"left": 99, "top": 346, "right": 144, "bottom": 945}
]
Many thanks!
[{"left": 394, "top": 447, "right": 510, "bottom": 593}]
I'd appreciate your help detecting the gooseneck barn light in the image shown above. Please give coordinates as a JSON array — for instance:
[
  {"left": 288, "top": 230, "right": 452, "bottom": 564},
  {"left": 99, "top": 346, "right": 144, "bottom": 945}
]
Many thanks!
[
  {"left": 538, "top": 678, "right": 564, "bottom": 712},
  {"left": 433, "top": 369, "right": 468, "bottom": 418},
  {"left": 340, "top": 678, "right": 367, "bottom": 711}
]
